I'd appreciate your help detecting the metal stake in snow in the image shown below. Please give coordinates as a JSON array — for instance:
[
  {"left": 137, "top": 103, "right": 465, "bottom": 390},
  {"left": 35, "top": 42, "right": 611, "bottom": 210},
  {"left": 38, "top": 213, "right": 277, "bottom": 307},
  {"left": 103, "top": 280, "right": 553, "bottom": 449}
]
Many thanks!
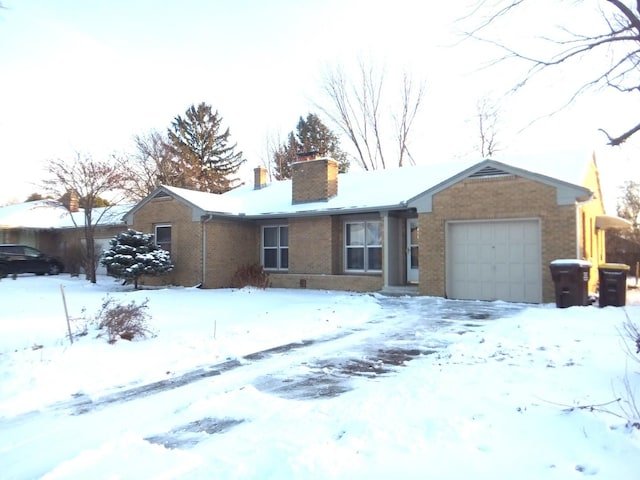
[{"left": 60, "top": 285, "right": 73, "bottom": 345}]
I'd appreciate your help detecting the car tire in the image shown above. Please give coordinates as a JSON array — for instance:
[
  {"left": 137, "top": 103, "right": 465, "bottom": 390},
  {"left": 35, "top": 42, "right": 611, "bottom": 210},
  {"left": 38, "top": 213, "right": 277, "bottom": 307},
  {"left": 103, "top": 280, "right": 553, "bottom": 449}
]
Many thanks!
[
  {"left": 48, "top": 263, "right": 62, "bottom": 275},
  {"left": 0, "top": 264, "right": 6, "bottom": 279}
]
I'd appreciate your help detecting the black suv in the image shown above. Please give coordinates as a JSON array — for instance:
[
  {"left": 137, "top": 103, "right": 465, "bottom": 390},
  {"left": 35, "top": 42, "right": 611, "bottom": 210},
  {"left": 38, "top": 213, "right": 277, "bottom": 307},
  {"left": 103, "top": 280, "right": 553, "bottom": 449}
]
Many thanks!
[{"left": 0, "top": 244, "right": 65, "bottom": 277}]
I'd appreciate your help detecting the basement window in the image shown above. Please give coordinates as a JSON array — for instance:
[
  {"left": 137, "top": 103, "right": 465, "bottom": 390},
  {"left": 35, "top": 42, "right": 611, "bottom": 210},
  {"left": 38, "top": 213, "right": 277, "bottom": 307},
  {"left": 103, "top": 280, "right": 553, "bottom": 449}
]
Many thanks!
[
  {"left": 345, "top": 221, "right": 382, "bottom": 272},
  {"left": 262, "top": 225, "right": 288, "bottom": 271}
]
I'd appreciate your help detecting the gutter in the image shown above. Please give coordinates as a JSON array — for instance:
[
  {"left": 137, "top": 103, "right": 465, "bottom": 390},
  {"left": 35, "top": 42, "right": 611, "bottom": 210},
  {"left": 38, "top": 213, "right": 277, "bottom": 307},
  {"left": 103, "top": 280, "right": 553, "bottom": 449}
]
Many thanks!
[{"left": 223, "top": 202, "right": 410, "bottom": 221}]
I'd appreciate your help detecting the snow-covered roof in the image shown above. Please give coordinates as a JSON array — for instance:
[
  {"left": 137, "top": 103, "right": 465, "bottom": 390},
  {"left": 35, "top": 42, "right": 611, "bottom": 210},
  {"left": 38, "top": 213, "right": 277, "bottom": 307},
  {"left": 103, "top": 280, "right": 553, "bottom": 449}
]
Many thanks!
[
  {"left": 0, "top": 200, "right": 69, "bottom": 229},
  {"left": 0, "top": 200, "right": 132, "bottom": 230},
  {"left": 151, "top": 154, "right": 594, "bottom": 219}
]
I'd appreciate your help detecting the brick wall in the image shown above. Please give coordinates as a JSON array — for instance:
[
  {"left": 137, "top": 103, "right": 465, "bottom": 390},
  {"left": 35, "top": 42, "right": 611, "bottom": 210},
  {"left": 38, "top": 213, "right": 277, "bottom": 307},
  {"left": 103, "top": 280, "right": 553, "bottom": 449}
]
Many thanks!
[
  {"left": 132, "top": 196, "right": 203, "bottom": 287},
  {"left": 204, "top": 219, "right": 258, "bottom": 288},
  {"left": 289, "top": 216, "right": 335, "bottom": 274},
  {"left": 419, "top": 175, "right": 578, "bottom": 303},
  {"left": 269, "top": 272, "right": 382, "bottom": 292},
  {"left": 291, "top": 158, "right": 338, "bottom": 203}
]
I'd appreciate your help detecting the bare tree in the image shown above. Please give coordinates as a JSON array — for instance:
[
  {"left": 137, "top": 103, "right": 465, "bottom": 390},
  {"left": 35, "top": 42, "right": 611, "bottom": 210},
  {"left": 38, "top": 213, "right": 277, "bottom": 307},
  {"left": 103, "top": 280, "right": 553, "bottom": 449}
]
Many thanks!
[
  {"left": 618, "top": 180, "right": 640, "bottom": 232},
  {"left": 476, "top": 96, "right": 501, "bottom": 158},
  {"left": 260, "top": 130, "right": 283, "bottom": 182},
  {"left": 318, "top": 60, "right": 425, "bottom": 170},
  {"left": 464, "top": 0, "right": 640, "bottom": 146},
  {"left": 43, "top": 153, "right": 126, "bottom": 284},
  {"left": 395, "top": 73, "right": 424, "bottom": 167},
  {"left": 117, "top": 130, "right": 179, "bottom": 201}
]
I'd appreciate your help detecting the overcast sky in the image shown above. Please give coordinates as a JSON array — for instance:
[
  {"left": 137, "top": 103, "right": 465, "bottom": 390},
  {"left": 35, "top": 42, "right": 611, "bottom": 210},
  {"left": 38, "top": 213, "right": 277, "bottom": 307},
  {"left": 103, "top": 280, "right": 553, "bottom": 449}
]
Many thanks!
[{"left": 0, "top": 0, "right": 635, "bottom": 209}]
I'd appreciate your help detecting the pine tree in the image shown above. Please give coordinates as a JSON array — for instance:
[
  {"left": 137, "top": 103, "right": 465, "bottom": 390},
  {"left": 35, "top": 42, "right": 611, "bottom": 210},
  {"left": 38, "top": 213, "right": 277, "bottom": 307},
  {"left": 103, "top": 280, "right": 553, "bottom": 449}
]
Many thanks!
[
  {"left": 101, "top": 229, "right": 173, "bottom": 289},
  {"left": 273, "top": 132, "right": 300, "bottom": 181},
  {"left": 167, "top": 102, "right": 245, "bottom": 193},
  {"left": 272, "top": 113, "right": 349, "bottom": 180}
]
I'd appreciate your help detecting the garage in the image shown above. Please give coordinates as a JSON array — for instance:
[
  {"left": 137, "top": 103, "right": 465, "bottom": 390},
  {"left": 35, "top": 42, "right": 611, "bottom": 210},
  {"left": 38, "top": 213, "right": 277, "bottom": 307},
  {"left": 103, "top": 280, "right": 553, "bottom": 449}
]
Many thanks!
[{"left": 447, "top": 219, "right": 542, "bottom": 303}]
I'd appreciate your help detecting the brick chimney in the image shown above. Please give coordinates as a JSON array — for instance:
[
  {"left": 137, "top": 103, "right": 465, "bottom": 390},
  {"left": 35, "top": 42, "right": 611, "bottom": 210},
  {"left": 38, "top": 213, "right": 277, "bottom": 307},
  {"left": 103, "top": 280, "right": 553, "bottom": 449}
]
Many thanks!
[
  {"left": 254, "top": 166, "right": 267, "bottom": 189},
  {"left": 65, "top": 190, "right": 79, "bottom": 212},
  {"left": 291, "top": 152, "right": 338, "bottom": 204}
]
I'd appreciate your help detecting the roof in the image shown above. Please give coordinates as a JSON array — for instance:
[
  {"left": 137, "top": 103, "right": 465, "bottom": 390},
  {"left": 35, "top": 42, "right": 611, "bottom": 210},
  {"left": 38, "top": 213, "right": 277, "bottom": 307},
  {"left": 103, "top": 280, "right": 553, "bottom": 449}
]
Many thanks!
[
  {"left": 131, "top": 154, "right": 595, "bottom": 220},
  {"left": 0, "top": 200, "right": 132, "bottom": 230}
]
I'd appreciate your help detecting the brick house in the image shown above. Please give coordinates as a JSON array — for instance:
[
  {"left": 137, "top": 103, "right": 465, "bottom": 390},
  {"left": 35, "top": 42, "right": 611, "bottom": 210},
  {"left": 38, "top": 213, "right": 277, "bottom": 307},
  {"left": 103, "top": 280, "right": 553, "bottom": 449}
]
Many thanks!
[
  {"left": 0, "top": 199, "right": 130, "bottom": 275},
  {"left": 126, "top": 153, "right": 620, "bottom": 303}
]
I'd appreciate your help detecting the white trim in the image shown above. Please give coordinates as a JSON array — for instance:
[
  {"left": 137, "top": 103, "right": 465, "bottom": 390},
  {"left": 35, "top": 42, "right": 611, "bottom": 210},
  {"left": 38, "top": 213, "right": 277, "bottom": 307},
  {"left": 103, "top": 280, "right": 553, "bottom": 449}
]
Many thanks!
[
  {"left": 344, "top": 220, "right": 383, "bottom": 273},
  {"left": 261, "top": 224, "right": 288, "bottom": 271},
  {"left": 154, "top": 224, "right": 172, "bottom": 252},
  {"left": 407, "top": 218, "right": 419, "bottom": 283}
]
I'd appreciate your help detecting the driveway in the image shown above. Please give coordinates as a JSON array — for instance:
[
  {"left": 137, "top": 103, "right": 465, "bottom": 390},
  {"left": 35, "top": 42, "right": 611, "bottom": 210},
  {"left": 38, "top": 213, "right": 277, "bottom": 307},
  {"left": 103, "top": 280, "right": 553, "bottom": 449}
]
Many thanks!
[
  {"left": 247, "top": 296, "right": 526, "bottom": 401},
  {"left": 0, "top": 295, "right": 526, "bottom": 477}
]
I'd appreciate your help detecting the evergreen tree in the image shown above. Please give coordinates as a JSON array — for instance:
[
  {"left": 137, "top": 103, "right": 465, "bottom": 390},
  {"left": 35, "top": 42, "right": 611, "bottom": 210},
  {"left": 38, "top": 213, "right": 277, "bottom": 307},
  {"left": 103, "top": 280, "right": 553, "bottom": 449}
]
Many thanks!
[
  {"left": 273, "top": 132, "right": 300, "bottom": 181},
  {"left": 101, "top": 229, "right": 173, "bottom": 289},
  {"left": 273, "top": 113, "right": 349, "bottom": 180},
  {"left": 167, "top": 102, "right": 245, "bottom": 193}
]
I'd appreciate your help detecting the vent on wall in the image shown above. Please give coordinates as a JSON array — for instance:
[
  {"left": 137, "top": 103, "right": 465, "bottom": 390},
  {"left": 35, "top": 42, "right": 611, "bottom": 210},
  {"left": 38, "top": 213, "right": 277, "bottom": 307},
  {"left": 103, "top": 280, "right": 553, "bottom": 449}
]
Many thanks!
[
  {"left": 468, "top": 165, "right": 510, "bottom": 178},
  {"left": 153, "top": 191, "right": 170, "bottom": 198}
]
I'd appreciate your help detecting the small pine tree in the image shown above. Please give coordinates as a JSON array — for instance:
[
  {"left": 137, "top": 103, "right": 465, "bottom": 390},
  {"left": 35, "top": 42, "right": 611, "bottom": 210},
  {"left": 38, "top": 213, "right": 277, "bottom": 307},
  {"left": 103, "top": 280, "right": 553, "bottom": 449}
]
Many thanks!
[{"left": 101, "top": 229, "right": 173, "bottom": 289}]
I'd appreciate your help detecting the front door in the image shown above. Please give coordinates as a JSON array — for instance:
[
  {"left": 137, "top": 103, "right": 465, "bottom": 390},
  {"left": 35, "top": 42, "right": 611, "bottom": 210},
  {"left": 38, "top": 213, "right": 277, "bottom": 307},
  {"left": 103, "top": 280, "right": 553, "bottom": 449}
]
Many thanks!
[{"left": 407, "top": 218, "right": 419, "bottom": 283}]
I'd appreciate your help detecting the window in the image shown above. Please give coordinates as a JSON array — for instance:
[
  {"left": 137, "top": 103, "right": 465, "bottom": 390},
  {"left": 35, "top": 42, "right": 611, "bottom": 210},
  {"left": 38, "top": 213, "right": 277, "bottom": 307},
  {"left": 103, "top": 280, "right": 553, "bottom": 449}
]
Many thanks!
[
  {"left": 155, "top": 225, "right": 172, "bottom": 254},
  {"left": 262, "top": 225, "right": 288, "bottom": 270},
  {"left": 345, "top": 221, "right": 382, "bottom": 272},
  {"left": 23, "top": 247, "right": 41, "bottom": 257}
]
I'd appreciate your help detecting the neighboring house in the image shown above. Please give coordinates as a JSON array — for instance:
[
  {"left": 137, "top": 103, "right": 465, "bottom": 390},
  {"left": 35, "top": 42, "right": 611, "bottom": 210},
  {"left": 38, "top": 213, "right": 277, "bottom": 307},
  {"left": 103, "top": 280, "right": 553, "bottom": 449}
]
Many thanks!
[
  {"left": 606, "top": 232, "right": 640, "bottom": 275},
  {"left": 0, "top": 199, "right": 131, "bottom": 275},
  {"left": 126, "top": 152, "right": 626, "bottom": 303}
]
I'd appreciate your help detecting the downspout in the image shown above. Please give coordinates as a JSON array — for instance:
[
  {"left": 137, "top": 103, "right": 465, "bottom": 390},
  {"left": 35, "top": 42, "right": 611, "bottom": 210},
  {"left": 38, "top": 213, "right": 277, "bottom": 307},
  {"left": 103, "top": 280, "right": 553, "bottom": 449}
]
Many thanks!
[{"left": 201, "top": 214, "right": 213, "bottom": 287}]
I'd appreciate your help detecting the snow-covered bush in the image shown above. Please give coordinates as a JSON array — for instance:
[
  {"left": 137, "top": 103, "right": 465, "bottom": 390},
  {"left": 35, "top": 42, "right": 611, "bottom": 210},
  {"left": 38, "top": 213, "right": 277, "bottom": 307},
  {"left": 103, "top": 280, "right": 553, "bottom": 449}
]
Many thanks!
[{"left": 101, "top": 229, "right": 173, "bottom": 289}]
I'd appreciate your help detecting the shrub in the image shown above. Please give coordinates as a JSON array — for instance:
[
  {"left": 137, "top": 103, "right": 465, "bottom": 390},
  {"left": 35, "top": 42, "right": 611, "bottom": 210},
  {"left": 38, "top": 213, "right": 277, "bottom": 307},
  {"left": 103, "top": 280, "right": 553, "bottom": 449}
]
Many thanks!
[
  {"left": 64, "top": 240, "right": 86, "bottom": 277},
  {"left": 101, "top": 229, "right": 173, "bottom": 289},
  {"left": 95, "top": 296, "right": 153, "bottom": 344},
  {"left": 231, "top": 263, "right": 270, "bottom": 289},
  {"left": 623, "top": 316, "right": 640, "bottom": 356}
]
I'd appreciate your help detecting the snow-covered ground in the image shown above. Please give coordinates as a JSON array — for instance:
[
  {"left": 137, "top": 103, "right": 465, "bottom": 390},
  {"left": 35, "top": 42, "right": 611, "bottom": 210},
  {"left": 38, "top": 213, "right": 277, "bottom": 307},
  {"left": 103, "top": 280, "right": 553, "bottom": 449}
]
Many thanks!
[{"left": 1, "top": 275, "right": 640, "bottom": 479}]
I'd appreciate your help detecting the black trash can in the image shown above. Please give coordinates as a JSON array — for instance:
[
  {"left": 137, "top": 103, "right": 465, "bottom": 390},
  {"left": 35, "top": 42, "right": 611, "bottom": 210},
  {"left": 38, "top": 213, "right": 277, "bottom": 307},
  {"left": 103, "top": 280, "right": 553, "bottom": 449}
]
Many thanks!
[
  {"left": 598, "top": 263, "right": 630, "bottom": 307},
  {"left": 549, "top": 260, "right": 591, "bottom": 308}
]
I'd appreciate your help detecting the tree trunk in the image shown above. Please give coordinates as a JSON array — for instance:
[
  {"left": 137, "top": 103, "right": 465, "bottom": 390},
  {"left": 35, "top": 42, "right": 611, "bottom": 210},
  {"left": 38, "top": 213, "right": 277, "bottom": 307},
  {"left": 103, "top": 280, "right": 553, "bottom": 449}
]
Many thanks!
[{"left": 84, "top": 212, "right": 97, "bottom": 284}]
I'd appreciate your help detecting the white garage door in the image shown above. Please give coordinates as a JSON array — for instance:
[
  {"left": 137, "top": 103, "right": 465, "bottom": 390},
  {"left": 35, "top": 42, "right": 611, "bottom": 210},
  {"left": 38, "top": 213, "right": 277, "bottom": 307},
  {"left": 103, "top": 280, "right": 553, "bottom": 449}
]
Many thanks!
[
  {"left": 447, "top": 220, "right": 541, "bottom": 303},
  {"left": 93, "top": 239, "right": 111, "bottom": 276}
]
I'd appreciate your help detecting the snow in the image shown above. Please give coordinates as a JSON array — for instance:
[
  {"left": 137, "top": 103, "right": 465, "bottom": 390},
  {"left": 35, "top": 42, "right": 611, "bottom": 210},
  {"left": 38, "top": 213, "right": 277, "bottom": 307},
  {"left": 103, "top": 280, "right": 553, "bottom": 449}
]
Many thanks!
[
  {"left": 1, "top": 275, "right": 640, "bottom": 479},
  {"left": 0, "top": 201, "right": 131, "bottom": 230},
  {"left": 550, "top": 259, "right": 593, "bottom": 267},
  {"left": 158, "top": 155, "right": 595, "bottom": 219}
]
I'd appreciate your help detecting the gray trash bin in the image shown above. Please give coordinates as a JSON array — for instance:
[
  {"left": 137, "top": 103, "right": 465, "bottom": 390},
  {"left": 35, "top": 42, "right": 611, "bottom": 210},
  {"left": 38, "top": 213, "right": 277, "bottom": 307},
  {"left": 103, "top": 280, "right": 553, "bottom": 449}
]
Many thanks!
[{"left": 549, "top": 259, "right": 591, "bottom": 308}]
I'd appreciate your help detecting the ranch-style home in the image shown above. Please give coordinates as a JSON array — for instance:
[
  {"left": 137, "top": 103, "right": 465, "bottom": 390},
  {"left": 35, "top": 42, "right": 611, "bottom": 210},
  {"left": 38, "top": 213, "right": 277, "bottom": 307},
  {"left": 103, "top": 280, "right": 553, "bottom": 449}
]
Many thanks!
[
  {"left": 0, "top": 199, "right": 131, "bottom": 275},
  {"left": 126, "top": 152, "right": 625, "bottom": 304}
]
